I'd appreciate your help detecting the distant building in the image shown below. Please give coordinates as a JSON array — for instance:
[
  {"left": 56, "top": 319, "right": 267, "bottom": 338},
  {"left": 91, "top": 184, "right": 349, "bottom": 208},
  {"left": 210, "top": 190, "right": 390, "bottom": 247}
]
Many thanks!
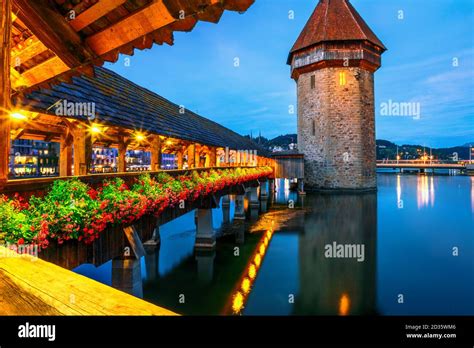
[
  {"left": 91, "top": 147, "right": 118, "bottom": 173},
  {"left": 9, "top": 139, "right": 59, "bottom": 178},
  {"left": 272, "top": 146, "right": 284, "bottom": 152}
]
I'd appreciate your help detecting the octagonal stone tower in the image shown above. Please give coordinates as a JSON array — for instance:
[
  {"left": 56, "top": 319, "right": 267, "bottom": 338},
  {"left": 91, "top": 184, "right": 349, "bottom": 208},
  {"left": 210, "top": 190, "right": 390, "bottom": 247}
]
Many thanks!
[{"left": 288, "top": 0, "right": 386, "bottom": 191}]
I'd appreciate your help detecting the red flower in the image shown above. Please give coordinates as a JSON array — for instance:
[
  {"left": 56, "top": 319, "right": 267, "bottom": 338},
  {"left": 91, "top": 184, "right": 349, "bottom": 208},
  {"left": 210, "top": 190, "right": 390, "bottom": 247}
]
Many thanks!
[
  {"left": 18, "top": 238, "right": 25, "bottom": 245},
  {"left": 88, "top": 188, "right": 98, "bottom": 200}
]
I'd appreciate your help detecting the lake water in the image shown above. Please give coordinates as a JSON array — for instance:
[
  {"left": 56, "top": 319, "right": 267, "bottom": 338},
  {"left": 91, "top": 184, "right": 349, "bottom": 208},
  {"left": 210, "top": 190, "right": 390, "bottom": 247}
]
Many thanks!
[{"left": 75, "top": 174, "right": 474, "bottom": 315}]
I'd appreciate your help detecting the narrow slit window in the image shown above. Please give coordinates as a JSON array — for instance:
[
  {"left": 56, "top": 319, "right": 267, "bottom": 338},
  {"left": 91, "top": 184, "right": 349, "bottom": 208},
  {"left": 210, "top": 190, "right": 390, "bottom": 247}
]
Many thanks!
[
  {"left": 310, "top": 75, "right": 315, "bottom": 89},
  {"left": 312, "top": 119, "right": 316, "bottom": 136}
]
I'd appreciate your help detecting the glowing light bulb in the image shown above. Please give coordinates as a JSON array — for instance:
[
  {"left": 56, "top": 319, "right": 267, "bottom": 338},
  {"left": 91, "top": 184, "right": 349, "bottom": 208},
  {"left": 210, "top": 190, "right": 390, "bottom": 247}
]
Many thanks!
[
  {"left": 10, "top": 112, "right": 27, "bottom": 120},
  {"left": 90, "top": 125, "right": 102, "bottom": 134}
]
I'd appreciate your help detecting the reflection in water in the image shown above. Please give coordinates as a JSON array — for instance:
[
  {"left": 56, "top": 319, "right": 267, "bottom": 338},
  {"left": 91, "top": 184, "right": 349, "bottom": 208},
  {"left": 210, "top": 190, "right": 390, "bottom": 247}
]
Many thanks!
[
  {"left": 396, "top": 175, "right": 402, "bottom": 208},
  {"left": 196, "top": 250, "right": 215, "bottom": 285},
  {"left": 417, "top": 175, "right": 435, "bottom": 209},
  {"left": 226, "top": 225, "right": 276, "bottom": 315},
  {"left": 111, "top": 258, "right": 143, "bottom": 298},
  {"left": 274, "top": 179, "right": 298, "bottom": 205},
  {"left": 73, "top": 175, "right": 473, "bottom": 316},
  {"left": 339, "top": 293, "right": 350, "bottom": 316},
  {"left": 294, "top": 193, "right": 377, "bottom": 315},
  {"left": 471, "top": 177, "right": 474, "bottom": 213}
]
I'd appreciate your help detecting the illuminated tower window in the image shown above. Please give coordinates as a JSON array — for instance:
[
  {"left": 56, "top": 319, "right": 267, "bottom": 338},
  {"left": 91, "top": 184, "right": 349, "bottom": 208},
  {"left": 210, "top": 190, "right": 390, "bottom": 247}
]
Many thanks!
[{"left": 339, "top": 72, "right": 346, "bottom": 86}]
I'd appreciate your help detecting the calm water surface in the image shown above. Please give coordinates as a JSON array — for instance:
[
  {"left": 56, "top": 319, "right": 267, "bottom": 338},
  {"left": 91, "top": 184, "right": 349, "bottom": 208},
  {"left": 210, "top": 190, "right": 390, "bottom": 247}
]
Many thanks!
[{"left": 75, "top": 174, "right": 474, "bottom": 315}]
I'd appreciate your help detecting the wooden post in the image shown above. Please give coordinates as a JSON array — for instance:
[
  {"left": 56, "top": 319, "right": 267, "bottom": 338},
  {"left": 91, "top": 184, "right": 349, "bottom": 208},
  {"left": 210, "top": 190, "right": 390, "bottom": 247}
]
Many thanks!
[
  {"left": 0, "top": 0, "right": 11, "bottom": 184},
  {"left": 73, "top": 126, "right": 92, "bottom": 176},
  {"left": 150, "top": 136, "right": 161, "bottom": 171},
  {"left": 209, "top": 147, "right": 217, "bottom": 167},
  {"left": 194, "top": 144, "right": 200, "bottom": 168},
  {"left": 177, "top": 150, "right": 183, "bottom": 169},
  {"left": 118, "top": 136, "right": 128, "bottom": 173},
  {"left": 59, "top": 132, "right": 73, "bottom": 177},
  {"left": 187, "top": 143, "right": 195, "bottom": 168}
]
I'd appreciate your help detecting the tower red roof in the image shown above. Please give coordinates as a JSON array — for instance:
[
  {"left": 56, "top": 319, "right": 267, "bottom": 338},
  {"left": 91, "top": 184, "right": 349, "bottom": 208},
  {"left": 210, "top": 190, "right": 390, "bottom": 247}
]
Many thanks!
[{"left": 288, "top": 0, "right": 386, "bottom": 63}]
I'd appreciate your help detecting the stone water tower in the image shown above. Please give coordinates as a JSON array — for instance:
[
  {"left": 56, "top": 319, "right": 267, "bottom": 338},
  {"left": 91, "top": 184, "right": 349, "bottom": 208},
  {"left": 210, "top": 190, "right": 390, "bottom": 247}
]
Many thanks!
[{"left": 288, "top": 0, "right": 386, "bottom": 191}]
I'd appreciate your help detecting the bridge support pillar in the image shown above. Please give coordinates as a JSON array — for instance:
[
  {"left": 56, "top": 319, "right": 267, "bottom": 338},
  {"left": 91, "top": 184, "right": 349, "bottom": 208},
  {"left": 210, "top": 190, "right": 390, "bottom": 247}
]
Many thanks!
[
  {"left": 195, "top": 208, "right": 216, "bottom": 249},
  {"left": 112, "top": 257, "right": 143, "bottom": 298},
  {"left": 196, "top": 249, "right": 215, "bottom": 284},
  {"left": 235, "top": 223, "right": 245, "bottom": 244},
  {"left": 222, "top": 195, "right": 231, "bottom": 224},
  {"left": 143, "top": 225, "right": 160, "bottom": 254},
  {"left": 234, "top": 194, "right": 246, "bottom": 220},
  {"left": 248, "top": 186, "right": 259, "bottom": 220},
  {"left": 268, "top": 178, "right": 275, "bottom": 193},
  {"left": 260, "top": 180, "right": 269, "bottom": 198},
  {"left": 259, "top": 180, "right": 268, "bottom": 213}
]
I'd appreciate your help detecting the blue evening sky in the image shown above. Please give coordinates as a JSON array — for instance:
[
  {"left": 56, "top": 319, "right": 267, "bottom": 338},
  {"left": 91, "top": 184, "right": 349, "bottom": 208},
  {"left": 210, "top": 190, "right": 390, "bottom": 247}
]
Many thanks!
[{"left": 106, "top": 0, "right": 474, "bottom": 148}]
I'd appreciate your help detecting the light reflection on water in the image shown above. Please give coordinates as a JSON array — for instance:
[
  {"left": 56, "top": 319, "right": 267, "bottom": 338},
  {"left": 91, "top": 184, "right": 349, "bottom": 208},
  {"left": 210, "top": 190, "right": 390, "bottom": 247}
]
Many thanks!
[
  {"left": 74, "top": 175, "right": 474, "bottom": 316},
  {"left": 416, "top": 175, "right": 435, "bottom": 209}
]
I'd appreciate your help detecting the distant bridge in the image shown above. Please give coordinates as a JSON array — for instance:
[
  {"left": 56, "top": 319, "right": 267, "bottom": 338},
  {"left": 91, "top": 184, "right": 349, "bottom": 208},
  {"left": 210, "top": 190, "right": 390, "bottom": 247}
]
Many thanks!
[{"left": 376, "top": 160, "right": 471, "bottom": 171}]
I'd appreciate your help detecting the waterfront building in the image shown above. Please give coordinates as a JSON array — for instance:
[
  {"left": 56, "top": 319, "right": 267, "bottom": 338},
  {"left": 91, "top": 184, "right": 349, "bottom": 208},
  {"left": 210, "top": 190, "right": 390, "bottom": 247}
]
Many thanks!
[
  {"left": 9, "top": 139, "right": 59, "bottom": 178},
  {"left": 288, "top": 0, "right": 386, "bottom": 191}
]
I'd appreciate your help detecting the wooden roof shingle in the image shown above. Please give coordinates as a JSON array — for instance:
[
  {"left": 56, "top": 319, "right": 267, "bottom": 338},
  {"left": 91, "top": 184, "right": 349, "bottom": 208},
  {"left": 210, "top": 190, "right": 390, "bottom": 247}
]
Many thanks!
[{"left": 15, "top": 66, "right": 270, "bottom": 155}]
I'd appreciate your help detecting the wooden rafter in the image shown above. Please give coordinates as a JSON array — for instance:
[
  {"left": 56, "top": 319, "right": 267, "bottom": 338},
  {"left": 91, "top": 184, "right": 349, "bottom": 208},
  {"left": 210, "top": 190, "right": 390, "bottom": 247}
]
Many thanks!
[
  {"left": 20, "top": 56, "right": 70, "bottom": 87},
  {"left": 86, "top": 0, "right": 175, "bottom": 56},
  {"left": 13, "top": 0, "right": 96, "bottom": 68},
  {"left": 11, "top": 37, "right": 48, "bottom": 66},
  {"left": 69, "top": 0, "right": 128, "bottom": 32}
]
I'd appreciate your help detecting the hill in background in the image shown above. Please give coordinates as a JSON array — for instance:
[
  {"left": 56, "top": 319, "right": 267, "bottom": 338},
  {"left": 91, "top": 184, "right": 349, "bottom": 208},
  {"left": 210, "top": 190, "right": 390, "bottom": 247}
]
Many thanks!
[{"left": 246, "top": 134, "right": 472, "bottom": 160}]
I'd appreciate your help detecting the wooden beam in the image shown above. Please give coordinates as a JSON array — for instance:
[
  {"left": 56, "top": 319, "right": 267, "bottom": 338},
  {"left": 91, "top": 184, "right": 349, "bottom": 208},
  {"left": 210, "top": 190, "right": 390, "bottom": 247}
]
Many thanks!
[
  {"left": 11, "top": 119, "right": 67, "bottom": 135},
  {"left": 187, "top": 143, "right": 195, "bottom": 168},
  {"left": 150, "top": 135, "right": 162, "bottom": 171},
  {"left": 176, "top": 149, "right": 183, "bottom": 169},
  {"left": 209, "top": 147, "right": 217, "bottom": 167},
  {"left": 20, "top": 56, "right": 70, "bottom": 87},
  {"left": 69, "top": 0, "right": 127, "bottom": 32},
  {"left": 11, "top": 37, "right": 48, "bottom": 67},
  {"left": 59, "top": 130, "right": 73, "bottom": 177},
  {"left": 13, "top": 0, "right": 96, "bottom": 67},
  {"left": 86, "top": 0, "right": 175, "bottom": 56},
  {"left": 72, "top": 126, "right": 92, "bottom": 176},
  {"left": 117, "top": 135, "right": 130, "bottom": 173},
  {"left": 0, "top": 0, "right": 12, "bottom": 184}
]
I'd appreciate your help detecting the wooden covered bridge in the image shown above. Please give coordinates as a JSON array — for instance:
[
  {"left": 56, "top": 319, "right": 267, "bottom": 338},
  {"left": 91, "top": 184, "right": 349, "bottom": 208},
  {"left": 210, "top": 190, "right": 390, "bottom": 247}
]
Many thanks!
[
  {"left": 0, "top": 0, "right": 282, "bottom": 316},
  {"left": 1, "top": 0, "right": 262, "bottom": 186}
]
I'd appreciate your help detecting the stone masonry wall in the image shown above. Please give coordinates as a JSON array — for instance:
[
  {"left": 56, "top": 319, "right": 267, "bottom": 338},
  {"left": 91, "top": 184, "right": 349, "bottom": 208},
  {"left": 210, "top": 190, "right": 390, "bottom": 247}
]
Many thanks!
[{"left": 297, "top": 67, "right": 376, "bottom": 190}]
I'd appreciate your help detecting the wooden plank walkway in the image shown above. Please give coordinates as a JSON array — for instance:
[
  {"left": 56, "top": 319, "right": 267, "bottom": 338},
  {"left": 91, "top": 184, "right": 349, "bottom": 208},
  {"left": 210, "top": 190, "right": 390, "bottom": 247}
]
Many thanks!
[{"left": 0, "top": 247, "right": 177, "bottom": 316}]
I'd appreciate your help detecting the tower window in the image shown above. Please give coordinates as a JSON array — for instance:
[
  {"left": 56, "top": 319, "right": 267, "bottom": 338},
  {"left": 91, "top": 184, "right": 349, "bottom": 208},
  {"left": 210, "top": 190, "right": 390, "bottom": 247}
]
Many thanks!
[
  {"left": 310, "top": 75, "right": 315, "bottom": 89},
  {"left": 312, "top": 119, "right": 316, "bottom": 136},
  {"left": 339, "top": 72, "right": 346, "bottom": 86}
]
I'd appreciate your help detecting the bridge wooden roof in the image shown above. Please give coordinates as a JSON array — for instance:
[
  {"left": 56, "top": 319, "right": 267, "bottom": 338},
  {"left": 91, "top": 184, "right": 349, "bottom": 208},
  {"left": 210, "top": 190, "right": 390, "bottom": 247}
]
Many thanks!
[
  {"left": 10, "top": 0, "right": 254, "bottom": 92},
  {"left": 288, "top": 0, "right": 386, "bottom": 63},
  {"left": 14, "top": 66, "right": 270, "bottom": 153}
]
